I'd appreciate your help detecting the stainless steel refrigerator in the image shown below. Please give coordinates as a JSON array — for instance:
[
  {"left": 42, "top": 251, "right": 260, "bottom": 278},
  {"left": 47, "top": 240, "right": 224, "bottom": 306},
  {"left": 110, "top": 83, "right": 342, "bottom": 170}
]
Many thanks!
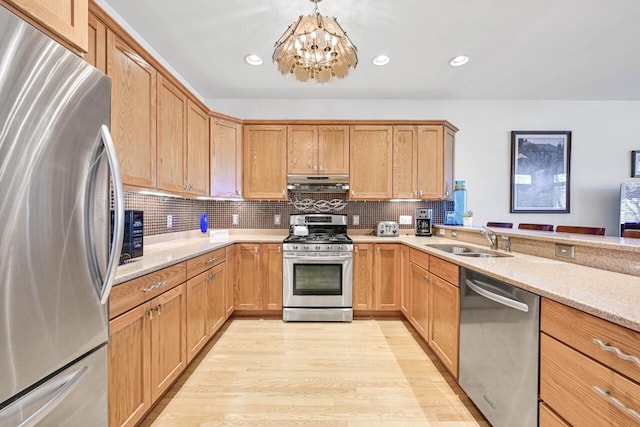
[{"left": 0, "top": 5, "right": 124, "bottom": 426}]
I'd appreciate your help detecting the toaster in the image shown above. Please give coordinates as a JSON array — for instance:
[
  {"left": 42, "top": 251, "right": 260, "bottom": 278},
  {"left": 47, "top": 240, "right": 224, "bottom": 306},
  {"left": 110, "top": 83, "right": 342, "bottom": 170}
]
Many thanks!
[{"left": 376, "top": 221, "right": 399, "bottom": 237}]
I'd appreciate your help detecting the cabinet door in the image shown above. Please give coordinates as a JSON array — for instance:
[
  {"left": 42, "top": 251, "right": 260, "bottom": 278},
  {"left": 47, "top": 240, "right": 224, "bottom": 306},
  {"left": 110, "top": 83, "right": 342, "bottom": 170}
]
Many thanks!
[
  {"left": 429, "top": 275, "right": 460, "bottom": 378},
  {"left": 352, "top": 244, "right": 373, "bottom": 311},
  {"left": 150, "top": 284, "right": 186, "bottom": 402},
  {"left": 156, "top": 75, "right": 187, "bottom": 194},
  {"left": 234, "top": 243, "right": 262, "bottom": 310},
  {"left": 207, "top": 262, "right": 226, "bottom": 335},
  {"left": 287, "top": 125, "right": 318, "bottom": 174},
  {"left": 187, "top": 100, "right": 209, "bottom": 195},
  {"left": 400, "top": 246, "right": 410, "bottom": 316},
  {"left": 225, "top": 245, "right": 236, "bottom": 317},
  {"left": 410, "top": 262, "right": 429, "bottom": 340},
  {"left": 262, "top": 244, "right": 283, "bottom": 311},
  {"left": 108, "top": 303, "right": 150, "bottom": 427},
  {"left": 6, "top": 0, "right": 88, "bottom": 52},
  {"left": 107, "top": 31, "right": 157, "bottom": 189},
  {"left": 186, "top": 271, "right": 209, "bottom": 363},
  {"left": 85, "top": 12, "right": 106, "bottom": 72},
  {"left": 443, "top": 126, "right": 455, "bottom": 201},
  {"left": 318, "top": 125, "right": 349, "bottom": 174},
  {"left": 243, "top": 125, "right": 287, "bottom": 199},
  {"left": 392, "top": 125, "right": 418, "bottom": 198},
  {"left": 349, "top": 125, "right": 393, "bottom": 199},
  {"left": 374, "top": 244, "right": 401, "bottom": 310},
  {"left": 211, "top": 118, "right": 242, "bottom": 198},
  {"left": 417, "top": 125, "right": 444, "bottom": 200}
]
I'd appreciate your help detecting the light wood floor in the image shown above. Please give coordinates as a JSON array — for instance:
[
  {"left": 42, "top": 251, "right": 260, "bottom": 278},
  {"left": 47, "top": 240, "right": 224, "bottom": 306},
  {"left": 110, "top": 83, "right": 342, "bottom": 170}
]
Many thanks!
[{"left": 141, "top": 319, "right": 488, "bottom": 426}]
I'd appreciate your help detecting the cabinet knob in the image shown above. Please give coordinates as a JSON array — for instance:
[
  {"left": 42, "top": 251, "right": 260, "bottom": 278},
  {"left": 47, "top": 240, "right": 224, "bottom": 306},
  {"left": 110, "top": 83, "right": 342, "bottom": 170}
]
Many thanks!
[
  {"left": 319, "top": 165, "right": 324, "bottom": 171},
  {"left": 282, "top": 189, "right": 286, "bottom": 196},
  {"left": 254, "top": 246, "right": 259, "bottom": 253},
  {"left": 277, "top": 246, "right": 281, "bottom": 253},
  {"left": 424, "top": 276, "right": 430, "bottom": 283},
  {"left": 376, "top": 246, "right": 380, "bottom": 253},
  {"left": 419, "top": 190, "right": 423, "bottom": 197},
  {"left": 414, "top": 190, "right": 417, "bottom": 197},
  {"left": 314, "top": 165, "right": 318, "bottom": 172},
  {"left": 354, "top": 246, "right": 358, "bottom": 253},
  {"left": 445, "top": 190, "right": 450, "bottom": 197},
  {"left": 146, "top": 309, "right": 153, "bottom": 320},
  {"left": 236, "top": 189, "right": 240, "bottom": 195},
  {"left": 351, "top": 190, "right": 355, "bottom": 196}
]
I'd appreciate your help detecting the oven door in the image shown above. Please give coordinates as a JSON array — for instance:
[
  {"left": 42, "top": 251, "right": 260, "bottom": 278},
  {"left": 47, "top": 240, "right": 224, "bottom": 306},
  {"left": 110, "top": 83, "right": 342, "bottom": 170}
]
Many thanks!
[{"left": 283, "top": 252, "right": 353, "bottom": 308}]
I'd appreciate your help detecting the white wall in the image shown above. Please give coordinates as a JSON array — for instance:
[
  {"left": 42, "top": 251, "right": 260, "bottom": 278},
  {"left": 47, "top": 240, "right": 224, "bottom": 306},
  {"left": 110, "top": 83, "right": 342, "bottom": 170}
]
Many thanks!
[{"left": 207, "top": 99, "right": 640, "bottom": 235}]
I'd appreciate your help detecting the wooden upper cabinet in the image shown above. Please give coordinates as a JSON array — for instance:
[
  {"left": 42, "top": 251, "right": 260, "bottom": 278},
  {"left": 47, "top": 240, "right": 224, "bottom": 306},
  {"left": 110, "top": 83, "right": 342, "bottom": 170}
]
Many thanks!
[
  {"left": 5, "top": 0, "right": 88, "bottom": 52},
  {"left": 211, "top": 118, "right": 242, "bottom": 198},
  {"left": 243, "top": 125, "right": 287, "bottom": 200},
  {"left": 186, "top": 100, "right": 209, "bottom": 196},
  {"left": 107, "top": 30, "right": 157, "bottom": 189},
  {"left": 156, "top": 75, "right": 187, "bottom": 194},
  {"left": 349, "top": 125, "right": 393, "bottom": 199},
  {"left": 85, "top": 12, "right": 106, "bottom": 72},
  {"left": 287, "top": 125, "right": 349, "bottom": 174},
  {"left": 392, "top": 125, "right": 418, "bottom": 198},
  {"left": 417, "top": 125, "right": 455, "bottom": 200}
]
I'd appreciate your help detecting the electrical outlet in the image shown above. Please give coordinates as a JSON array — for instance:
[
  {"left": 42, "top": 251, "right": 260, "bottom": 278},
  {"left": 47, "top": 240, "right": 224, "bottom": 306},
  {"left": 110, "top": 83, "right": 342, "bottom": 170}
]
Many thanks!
[
  {"left": 166, "top": 215, "right": 173, "bottom": 228},
  {"left": 451, "top": 231, "right": 458, "bottom": 238},
  {"left": 352, "top": 215, "right": 360, "bottom": 226},
  {"left": 399, "top": 215, "right": 412, "bottom": 225},
  {"left": 438, "top": 228, "right": 445, "bottom": 236},
  {"left": 232, "top": 214, "right": 239, "bottom": 225},
  {"left": 274, "top": 214, "right": 281, "bottom": 225}
]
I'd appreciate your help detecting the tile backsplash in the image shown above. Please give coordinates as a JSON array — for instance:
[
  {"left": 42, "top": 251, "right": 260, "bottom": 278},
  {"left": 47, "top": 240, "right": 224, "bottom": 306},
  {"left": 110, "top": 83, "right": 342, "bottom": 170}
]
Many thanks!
[{"left": 123, "top": 192, "right": 452, "bottom": 236}]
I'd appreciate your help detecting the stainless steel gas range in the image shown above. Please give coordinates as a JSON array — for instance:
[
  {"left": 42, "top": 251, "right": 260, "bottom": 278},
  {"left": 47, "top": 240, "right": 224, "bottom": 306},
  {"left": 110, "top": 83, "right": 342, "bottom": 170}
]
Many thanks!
[{"left": 282, "top": 214, "right": 353, "bottom": 322}]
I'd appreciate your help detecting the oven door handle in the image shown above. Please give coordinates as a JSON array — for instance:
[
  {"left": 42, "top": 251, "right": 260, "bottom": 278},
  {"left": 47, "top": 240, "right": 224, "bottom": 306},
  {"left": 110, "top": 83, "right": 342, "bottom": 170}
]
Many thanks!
[{"left": 283, "top": 252, "right": 353, "bottom": 260}]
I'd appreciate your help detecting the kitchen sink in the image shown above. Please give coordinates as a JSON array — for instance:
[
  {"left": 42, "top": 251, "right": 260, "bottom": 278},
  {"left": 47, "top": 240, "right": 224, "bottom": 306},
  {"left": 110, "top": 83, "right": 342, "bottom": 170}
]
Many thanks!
[{"left": 426, "top": 244, "right": 513, "bottom": 258}]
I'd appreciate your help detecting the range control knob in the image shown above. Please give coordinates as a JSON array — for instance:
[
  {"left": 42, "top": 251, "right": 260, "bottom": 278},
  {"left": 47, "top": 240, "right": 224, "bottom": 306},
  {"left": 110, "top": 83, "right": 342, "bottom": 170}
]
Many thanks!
[
  {"left": 303, "top": 245, "right": 309, "bottom": 250},
  {"left": 315, "top": 245, "right": 321, "bottom": 251},
  {"left": 292, "top": 245, "right": 298, "bottom": 250},
  {"left": 380, "top": 230, "right": 385, "bottom": 234},
  {"left": 392, "top": 229, "right": 398, "bottom": 234}
]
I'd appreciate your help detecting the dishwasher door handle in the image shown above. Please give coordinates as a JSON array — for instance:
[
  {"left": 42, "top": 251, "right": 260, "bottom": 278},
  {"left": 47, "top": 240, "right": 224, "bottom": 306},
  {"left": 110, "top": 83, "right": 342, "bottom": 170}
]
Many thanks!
[{"left": 465, "top": 279, "right": 529, "bottom": 312}]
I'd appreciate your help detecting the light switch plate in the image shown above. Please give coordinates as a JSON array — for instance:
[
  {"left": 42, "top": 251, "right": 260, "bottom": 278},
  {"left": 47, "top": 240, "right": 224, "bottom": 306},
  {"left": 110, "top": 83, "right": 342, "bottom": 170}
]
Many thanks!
[
  {"left": 439, "top": 228, "right": 445, "bottom": 236},
  {"left": 232, "top": 214, "right": 239, "bottom": 225},
  {"left": 167, "top": 215, "right": 173, "bottom": 228},
  {"left": 274, "top": 214, "right": 281, "bottom": 225},
  {"left": 399, "top": 215, "right": 412, "bottom": 224},
  {"left": 352, "top": 215, "right": 360, "bottom": 225}
]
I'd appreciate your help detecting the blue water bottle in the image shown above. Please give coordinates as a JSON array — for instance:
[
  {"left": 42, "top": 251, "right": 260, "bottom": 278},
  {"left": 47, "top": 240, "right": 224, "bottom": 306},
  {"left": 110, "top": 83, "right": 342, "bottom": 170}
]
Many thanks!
[
  {"left": 454, "top": 180, "right": 467, "bottom": 225},
  {"left": 200, "top": 213, "right": 208, "bottom": 233}
]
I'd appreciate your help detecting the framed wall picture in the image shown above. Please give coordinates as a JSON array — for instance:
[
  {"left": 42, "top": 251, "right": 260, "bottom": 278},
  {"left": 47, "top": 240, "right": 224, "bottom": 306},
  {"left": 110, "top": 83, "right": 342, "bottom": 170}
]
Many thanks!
[
  {"left": 510, "top": 131, "right": 571, "bottom": 213},
  {"left": 632, "top": 150, "right": 640, "bottom": 178}
]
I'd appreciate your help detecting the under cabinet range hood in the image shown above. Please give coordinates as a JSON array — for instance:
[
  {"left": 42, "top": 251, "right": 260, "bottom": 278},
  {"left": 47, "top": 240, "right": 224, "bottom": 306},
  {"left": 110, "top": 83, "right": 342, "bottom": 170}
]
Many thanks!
[{"left": 287, "top": 174, "right": 350, "bottom": 192}]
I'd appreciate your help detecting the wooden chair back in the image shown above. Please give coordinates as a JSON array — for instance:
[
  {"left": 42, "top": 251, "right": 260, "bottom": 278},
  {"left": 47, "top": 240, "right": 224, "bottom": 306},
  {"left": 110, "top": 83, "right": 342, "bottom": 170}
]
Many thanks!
[
  {"left": 518, "top": 223, "right": 554, "bottom": 231},
  {"left": 622, "top": 229, "right": 640, "bottom": 238},
  {"left": 486, "top": 222, "right": 513, "bottom": 228},
  {"left": 556, "top": 225, "right": 605, "bottom": 236}
]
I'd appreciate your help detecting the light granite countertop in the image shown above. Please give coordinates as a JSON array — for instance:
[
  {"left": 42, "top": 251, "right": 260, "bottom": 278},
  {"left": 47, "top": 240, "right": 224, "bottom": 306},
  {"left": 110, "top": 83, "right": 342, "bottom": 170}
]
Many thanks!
[{"left": 115, "top": 231, "right": 640, "bottom": 332}]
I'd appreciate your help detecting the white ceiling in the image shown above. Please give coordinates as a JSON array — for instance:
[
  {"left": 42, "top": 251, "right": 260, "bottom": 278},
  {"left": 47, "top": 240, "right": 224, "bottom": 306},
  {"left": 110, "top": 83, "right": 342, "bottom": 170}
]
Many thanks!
[{"left": 101, "top": 0, "right": 640, "bottom": 100}]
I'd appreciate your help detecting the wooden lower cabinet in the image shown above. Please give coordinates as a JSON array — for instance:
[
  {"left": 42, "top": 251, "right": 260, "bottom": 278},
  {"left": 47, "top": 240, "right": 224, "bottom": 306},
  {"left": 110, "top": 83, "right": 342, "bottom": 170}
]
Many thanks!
[
  {"left": 429, "top": 273, "right": 459, "bottom": 378},
  {"left": 409, "top": 261, "right": 429, "bottom": 339},
  {"left": 225, "top": 245, "right": 235, "bottom": 317},
  {"left": 234, "top": 243, "right": 282, "bottom": 311},
  {"left": 400, "top": 245, "right": 410, "bottom": 316},
  {"left": 108, "top": 284, "right": 186, "bottom": 427},
  {"left": 539, "top": 403, "right": 570, "bottom": 427},
  {"left": 108, "top": 303, "right": 150, "bottom": 427},
  {"left": 353, "top": 244, "right": 400, "bottom": 311},
  {"left": 207, "top": 262, "right": 226, "bottom": 334},
  {"left": 540, "top": 297, "right": 640, "bottom": 426},
  {"left": 186, "top": 270, "right": 210, "bottom": 362}
]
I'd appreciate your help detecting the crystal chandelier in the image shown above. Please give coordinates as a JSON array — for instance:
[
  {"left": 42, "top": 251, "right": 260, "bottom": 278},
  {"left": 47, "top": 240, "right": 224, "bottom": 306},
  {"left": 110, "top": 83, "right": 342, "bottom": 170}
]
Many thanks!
[{"left": 273, "top": 0, "right": 358, "bottom": 83}]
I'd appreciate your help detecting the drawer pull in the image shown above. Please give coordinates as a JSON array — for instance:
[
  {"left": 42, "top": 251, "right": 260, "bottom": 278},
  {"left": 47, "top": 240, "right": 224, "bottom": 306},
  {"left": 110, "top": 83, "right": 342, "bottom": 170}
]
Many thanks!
[
  {"left": 205, "top": 257, "right": 217, "bottom": 264},
  {"left": 593, "top": 338, "right": 640, "bottom": 367},
  {"left": 142, "top": 280, "right": 168, "bottom": 292},
  {"left": 592, "top": 386, "right": 640, "bottom": 421}
]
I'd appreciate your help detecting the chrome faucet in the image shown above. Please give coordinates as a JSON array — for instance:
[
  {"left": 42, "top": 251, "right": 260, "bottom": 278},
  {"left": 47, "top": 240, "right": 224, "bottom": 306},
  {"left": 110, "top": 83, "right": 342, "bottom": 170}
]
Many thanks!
[{"left": 481, "top": 226, "right": 498, "bottom": 250}]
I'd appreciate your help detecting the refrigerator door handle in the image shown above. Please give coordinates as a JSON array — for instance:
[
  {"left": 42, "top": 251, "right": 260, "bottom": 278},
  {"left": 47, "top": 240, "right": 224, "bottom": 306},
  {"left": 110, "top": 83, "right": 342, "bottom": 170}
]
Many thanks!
[
  {"left": 0, "top": 366, "right": 88, "bottom": 427},
  {"left": 98, "top": 125, "right": 124, "bottom": 304}
]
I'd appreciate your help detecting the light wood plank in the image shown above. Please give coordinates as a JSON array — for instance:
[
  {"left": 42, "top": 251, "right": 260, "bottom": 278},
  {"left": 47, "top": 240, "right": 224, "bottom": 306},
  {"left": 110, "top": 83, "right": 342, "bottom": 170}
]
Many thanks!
[{"left": 141, "top": 320, "right": 487, "bottom": 426}]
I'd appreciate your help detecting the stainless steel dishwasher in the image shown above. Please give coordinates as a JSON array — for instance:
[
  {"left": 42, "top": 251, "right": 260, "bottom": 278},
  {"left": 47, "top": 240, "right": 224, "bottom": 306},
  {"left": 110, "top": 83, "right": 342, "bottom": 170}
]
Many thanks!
[{"left": 459, "top": 268, "right": 540, "bottom": 427}]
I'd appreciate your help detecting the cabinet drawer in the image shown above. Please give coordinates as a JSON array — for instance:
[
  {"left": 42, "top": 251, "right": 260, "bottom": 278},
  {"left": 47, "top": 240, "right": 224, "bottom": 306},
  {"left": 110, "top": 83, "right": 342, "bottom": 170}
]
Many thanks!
[
  {"left": 187, "top": 247, "right": 226, "bottom": 278},
  {"left": 539, "top": 403, "right": 569, "bottom": 427},
  {"left": 541, "top": 298, "right": 640, "bottom": 384},
  {"left": 540, "top": 333, "right": 640, "bottom": 426},
  {"left": 110, "top": 263, "right": 187, "bottom": 319},
  {"left": 409, "top": 248, "right": 429, "bottom": 270},
  {"left": 429, "top": 256, "right": 458, "bottom": 286}
]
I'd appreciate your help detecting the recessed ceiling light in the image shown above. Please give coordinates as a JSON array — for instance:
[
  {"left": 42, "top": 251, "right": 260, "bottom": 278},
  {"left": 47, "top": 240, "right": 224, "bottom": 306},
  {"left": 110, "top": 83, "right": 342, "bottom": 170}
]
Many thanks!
[
  {"left": 449, "top": 55, "right": 469, "bottom": 67},
  {"left": 372, "top": 55, "right": 390, "bottom": 66},
  {"left": 244, "top": 54, "right": 263, "bottom": 66}
]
